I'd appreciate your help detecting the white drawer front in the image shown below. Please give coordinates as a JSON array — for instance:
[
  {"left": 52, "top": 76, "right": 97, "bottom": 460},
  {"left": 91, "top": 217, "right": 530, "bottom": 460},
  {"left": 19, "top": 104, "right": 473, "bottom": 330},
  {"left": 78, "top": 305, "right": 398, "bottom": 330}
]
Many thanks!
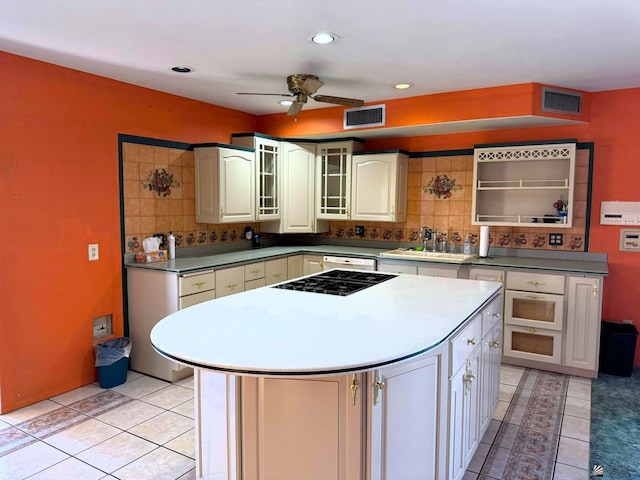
[
  {"left": 506, "top": 271, "right": 565, "bottom": 294},
  {"left": 503, "top": 325, "right": 562, "bottom": 364},
  {"left": 481, "top": 295, "right": 503, "bottom": 337},
  {"left": 179, "top": 290, "right": 216, "bottom": 309},
  {"left": 179, "top": 271, "right": 215, "bottom": 297},
  {"left": 450, "top": 315, "right": 482, "bottom": 375},
  {"left": 244, "top": 262, "right": 265, "bottom": 281},
  {"left": 417, "top": 265, "right": 459, "bottom": 278},
  {"left": 505, "top": 290, "right": 564, "bottom": 331}
]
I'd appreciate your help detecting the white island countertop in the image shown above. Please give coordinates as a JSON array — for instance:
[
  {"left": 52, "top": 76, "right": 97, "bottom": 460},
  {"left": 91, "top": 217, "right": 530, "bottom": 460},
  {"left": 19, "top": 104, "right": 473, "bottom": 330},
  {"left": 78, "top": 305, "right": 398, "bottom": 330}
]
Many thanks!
[{"left": 150, "top": 272, "right": 502, "bottom": 376}]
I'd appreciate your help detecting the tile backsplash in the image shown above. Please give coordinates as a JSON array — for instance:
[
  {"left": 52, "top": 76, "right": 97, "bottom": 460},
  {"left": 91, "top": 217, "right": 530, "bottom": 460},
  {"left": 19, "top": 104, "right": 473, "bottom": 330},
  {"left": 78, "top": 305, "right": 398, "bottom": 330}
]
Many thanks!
[{"left": 122, "top": 141, "right": 588, "bottom": 253}]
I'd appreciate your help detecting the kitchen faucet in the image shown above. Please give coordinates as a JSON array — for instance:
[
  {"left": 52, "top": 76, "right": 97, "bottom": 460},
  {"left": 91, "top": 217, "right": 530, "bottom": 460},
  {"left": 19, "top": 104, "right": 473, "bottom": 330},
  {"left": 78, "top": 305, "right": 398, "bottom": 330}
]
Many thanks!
[{"left": 421, "top": 226, "right": 437, "bottom": 252}]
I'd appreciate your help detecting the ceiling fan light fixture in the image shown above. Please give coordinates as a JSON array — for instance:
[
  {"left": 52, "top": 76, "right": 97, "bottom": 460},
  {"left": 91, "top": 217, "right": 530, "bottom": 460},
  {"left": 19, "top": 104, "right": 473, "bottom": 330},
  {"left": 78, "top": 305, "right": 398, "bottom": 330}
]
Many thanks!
[
  {"left": 171, "top": 66, "right": 194, "bottom": 73},
  {"left": 311, "top": 32, "right": 339, "bottom": 45},
  {"left": 394, "top": 83, "right": 414, "bottom": 90},
  {"left": 280, "top": 100, "right": 293, "bottom": 106}
]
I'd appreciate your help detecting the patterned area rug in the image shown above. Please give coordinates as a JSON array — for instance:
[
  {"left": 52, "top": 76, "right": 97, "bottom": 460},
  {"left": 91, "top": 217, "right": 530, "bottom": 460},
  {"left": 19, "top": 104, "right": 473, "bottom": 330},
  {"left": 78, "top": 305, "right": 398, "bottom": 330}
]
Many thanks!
[
  {"left": 590, "top": 367, "right": 640, "bottom": 480},
  {"left": 480, "top": 369, "right": 569, "bottom": 480}
]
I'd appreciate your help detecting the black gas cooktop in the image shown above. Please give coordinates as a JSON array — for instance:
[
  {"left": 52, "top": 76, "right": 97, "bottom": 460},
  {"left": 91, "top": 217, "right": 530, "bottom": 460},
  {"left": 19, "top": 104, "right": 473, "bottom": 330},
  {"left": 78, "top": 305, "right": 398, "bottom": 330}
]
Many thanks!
[{"left": 272, "top": 270, "right": 397, "bottom": 296}]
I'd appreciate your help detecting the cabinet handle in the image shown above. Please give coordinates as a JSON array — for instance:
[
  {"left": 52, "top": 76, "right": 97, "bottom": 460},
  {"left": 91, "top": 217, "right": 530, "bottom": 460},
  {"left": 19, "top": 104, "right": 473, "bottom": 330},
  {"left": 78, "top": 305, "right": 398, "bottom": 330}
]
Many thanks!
[
  {"left": 492, "top": 312, "right": 502, "bottom": 318},
  {"left": 464, "top": 359, "right": 475, "bottom": 395},
  {"left": 350, "top": 374, "right": 358, "bottom": 406},
  {"left": 220, "top": 208, "right": 224, "bottom": 218},
  {"left": 498, "top": 274, "right": 503, "bottom": 283},
  {"left": 524, "top": 294, "right": 543, "bottom": 299},
  {"left": 272, "top": 273, "right": 282, "bottom": 278},
  {"left": 491, "top": 340, "right": 500, "bottom": 348},
  {"left": 592, "top": 283, "right": 598, "bottom": 298},
  {"left": 250, "top": 269, "right": 260, "bottom": 274},
  {"left": 226, "top": 283, "right": 238, "bottom": 289},
  {"left": 373, "top": 371, "right": 385, "bottom": 406},
  {"left": 467, "top": 338, "right": 476, "bottom": 346},
  {"left": 191, "top": 281, "right": 206, "bottom": 288},
  {"left": 526, "top": 280, "right": 545, "bottom": 286}
]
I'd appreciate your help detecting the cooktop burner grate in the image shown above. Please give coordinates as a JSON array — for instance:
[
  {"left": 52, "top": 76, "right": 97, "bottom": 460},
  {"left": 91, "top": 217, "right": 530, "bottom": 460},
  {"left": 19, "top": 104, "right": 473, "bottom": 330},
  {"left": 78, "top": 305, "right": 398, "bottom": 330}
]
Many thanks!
[{"left": 272, "top": 270, "right": 397, "bottom": 296}]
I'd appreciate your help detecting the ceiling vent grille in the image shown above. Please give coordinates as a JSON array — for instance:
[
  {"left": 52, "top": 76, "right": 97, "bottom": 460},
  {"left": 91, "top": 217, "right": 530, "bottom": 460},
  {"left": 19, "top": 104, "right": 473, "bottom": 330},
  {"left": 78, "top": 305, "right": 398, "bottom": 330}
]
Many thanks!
[
  {"left": 343, "top": 104, "right": 386, "bottom": 129},
  {"left": 541, "top": 87, "right": 582, "bottom": 115}
]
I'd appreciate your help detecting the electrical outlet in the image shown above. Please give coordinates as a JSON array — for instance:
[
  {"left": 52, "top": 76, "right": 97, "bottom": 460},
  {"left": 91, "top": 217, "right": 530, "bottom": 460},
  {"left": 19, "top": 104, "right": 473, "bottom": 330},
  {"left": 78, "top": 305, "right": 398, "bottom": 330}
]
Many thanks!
[
  {"left": 355, "top": 225, "right": 365, "bottom": 237},
  {"left": 622, "top": 319, "right": 633, "bottom": 324},
  {"left": 92, "top": 314, "right": 113, "bottom": 339},
  {"left": 88, "top": 244, "right": 99, "bottom": 261},
  {"left": 548, "top": 233, "right": 563, "bottom": 246}
]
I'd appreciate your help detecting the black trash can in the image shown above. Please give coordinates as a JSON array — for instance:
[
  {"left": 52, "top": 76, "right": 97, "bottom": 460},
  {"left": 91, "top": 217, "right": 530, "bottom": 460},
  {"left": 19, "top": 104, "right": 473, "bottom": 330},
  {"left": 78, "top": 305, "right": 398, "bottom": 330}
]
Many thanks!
[
  {"left": 600, "top": 321, "right": 638, "bottom": 377},
  {"left": 95, "top": 337, "right": 132, "bottom": 388}
]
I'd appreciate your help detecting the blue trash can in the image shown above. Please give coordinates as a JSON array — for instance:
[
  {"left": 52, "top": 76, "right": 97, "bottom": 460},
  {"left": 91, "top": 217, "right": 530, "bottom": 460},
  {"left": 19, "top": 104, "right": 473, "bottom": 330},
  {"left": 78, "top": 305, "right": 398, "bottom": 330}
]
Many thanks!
[{"left": 95, "top": 337, "right": 131, "bottom": 388}]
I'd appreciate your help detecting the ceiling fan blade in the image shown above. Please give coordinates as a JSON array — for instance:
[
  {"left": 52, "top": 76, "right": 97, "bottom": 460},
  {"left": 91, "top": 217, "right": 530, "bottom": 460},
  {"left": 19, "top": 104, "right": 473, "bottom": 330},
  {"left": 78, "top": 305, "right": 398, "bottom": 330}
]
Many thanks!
[
  {"left": 287, "top": 101, "right": 305, "bottom": 116},
  {"left": 300, "top": 77, "right": 324, "bottom": 95},
  {"left": 236, "top": 92, "right": 294, "bottom": 97},
  {"left": 312, "top": 95, "right": 364, "bottom": 107}
]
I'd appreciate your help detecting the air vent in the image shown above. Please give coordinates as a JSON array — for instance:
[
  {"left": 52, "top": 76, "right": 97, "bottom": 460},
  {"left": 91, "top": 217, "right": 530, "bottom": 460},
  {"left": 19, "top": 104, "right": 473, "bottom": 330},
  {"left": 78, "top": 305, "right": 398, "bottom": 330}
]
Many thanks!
[
  {"left": 541, "top": 87, "right": 582, "bottom": 115},
  {"left": 343, "top": 104, "right": 386, "bottom": 129}
]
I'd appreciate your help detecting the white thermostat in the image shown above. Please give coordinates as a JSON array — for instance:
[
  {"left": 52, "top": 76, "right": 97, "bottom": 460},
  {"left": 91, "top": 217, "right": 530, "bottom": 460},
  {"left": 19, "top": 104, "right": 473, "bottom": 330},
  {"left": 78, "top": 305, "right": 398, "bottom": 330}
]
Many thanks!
[
  {"left": 620, "top": 229, "right": 640, "bottom": 252},
  {"left": 601, "top": 201, "right": 640, "bottom": 225}
]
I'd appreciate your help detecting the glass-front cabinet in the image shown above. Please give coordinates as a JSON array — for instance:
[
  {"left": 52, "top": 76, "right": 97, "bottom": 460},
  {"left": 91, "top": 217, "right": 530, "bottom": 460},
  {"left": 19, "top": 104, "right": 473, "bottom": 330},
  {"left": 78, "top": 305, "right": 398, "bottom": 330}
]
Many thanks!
[
  {"left": 256, "top": 137, "right": 280, "bottom": 221},
  {"left": 316, "top": 140, "right": 363, "bottom": 220}
]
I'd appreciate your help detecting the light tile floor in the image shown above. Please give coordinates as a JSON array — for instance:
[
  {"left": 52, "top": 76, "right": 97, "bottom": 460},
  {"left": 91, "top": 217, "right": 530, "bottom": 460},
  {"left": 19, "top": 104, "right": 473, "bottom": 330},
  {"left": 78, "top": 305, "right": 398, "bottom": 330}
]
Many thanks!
[{"left": 0, "top": 366, "right": 590, "bottom": 480}]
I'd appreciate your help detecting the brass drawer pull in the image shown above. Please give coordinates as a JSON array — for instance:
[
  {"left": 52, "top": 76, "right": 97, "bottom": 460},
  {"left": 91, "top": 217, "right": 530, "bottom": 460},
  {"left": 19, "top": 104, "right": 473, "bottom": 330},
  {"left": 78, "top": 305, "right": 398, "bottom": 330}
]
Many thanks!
[
  {"left": 191, "top": 281, "right": 207, "bottom": 288},
  {"left": 226, "top": 283, "right": 238, "bottom": 289},
  {"left": 250, "top": 269, "right": 260, "bottom": 274},
  {"left": 526, "top": 280, "right": 546, "bottom": 286},
  {"left": 373, "top": 371, "right": 385, "bottom": 406},
  {"left": 350, "top": 374, "right": 358, "bottom": 406}
]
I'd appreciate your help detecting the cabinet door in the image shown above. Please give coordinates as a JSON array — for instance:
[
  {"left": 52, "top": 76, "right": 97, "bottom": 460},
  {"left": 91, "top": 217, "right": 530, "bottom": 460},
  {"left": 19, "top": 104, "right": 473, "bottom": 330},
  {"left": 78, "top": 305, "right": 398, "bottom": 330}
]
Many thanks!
[
  {"left": 448, "top": 350, "right": 481, "bottom": 480},
  {"left": 565, "top": 276, "right": 602, "bottom": 371},
  {"left": 265, "top": 257, "right": 287, "bottom": 285},
  {"left": 195, "top": 146, "right": 255, "bottom": 223},
  {"left": 369, "top": 354, "right": 441, "bottom": 480},
  {"left": 316, "top": 141, "right": 360, "bottom": 220},
  {"left": 287, "top": 254, "right": 304, "bottom": 279},
  {"left": 303, "top": 254, "right": 324, "bottom": 275},
  {"left": 241, "top": 374, "right": 363, "bottom": 480},
  {"left": 282, "top": 142, "right": 317, "bottom": 233},
  {"left": 255, "top": 137, "right": 281, "bottom": 221},
  {"left": 479, "top": 323, "right": 502, "bottom": 436},
  {"left": 504, "top": 324, "right": 562, "bottom": 364},
  {"left": 215, "top": 266, "right": 245, "bottom": 298},
  {"left": 351, "top": 152, "right": 408, "bottom": 222}
]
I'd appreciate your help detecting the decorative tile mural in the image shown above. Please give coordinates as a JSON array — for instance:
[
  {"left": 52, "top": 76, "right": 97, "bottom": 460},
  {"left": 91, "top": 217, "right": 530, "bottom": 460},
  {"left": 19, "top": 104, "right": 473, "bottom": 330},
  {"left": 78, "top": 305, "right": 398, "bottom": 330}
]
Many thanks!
[{"left": 122, "top": 141, "right": 589, "bottom": 253}]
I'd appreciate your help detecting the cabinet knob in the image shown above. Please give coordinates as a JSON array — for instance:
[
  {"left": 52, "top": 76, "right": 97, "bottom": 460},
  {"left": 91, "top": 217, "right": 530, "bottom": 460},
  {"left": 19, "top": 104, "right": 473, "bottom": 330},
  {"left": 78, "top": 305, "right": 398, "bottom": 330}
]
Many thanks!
[
  {"left": 528, "top": 328, "right": 536, "bottom": 333},
  {"left": 467, "top": 338, "right": 476, "bottom": 346},
  {"left": 491, "top": 340, "right": 500, "bottom": 348},
  {"left": 492, "top": 312, "right": 502, "bottom": 318}
]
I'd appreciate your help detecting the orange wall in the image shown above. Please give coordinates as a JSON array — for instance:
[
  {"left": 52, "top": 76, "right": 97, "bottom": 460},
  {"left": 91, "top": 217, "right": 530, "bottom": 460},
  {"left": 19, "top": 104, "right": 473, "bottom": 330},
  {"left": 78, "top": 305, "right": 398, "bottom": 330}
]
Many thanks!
[{"left": 0, "top": 52, "right": 256, "bottom": 413}]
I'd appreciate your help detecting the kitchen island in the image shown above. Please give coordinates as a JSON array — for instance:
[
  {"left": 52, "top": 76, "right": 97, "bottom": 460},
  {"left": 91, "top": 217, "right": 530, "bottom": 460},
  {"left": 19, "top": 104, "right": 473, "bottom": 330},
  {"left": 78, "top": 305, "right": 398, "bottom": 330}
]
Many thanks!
[{"left": 151, "top": 271, "right": 503, "bottom": 480}]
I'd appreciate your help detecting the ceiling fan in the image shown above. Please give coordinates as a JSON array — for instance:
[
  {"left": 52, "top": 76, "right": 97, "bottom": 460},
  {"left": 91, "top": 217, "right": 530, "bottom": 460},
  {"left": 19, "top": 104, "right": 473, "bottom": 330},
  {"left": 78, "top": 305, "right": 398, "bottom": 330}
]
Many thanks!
[{"left": 237, "top": 74, "right": 364, "bottom": 115}]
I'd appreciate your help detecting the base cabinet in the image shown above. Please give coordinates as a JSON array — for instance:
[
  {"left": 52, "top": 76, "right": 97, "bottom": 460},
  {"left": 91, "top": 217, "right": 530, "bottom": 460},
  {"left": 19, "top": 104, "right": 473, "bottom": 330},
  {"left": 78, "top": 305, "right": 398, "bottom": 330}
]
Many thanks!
[{"left": 565, "top": 276, "right": 602, "bottom": 370}]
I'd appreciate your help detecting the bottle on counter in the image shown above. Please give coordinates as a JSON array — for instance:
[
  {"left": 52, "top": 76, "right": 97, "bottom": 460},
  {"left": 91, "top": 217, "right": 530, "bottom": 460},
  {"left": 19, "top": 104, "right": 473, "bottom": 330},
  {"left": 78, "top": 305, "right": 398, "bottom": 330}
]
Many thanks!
[
  {"left": 168, "top": 231, "right": 176, "bottom": 259},
  {"left": 463, "top": 236, "right": 471, "bottom": 255}
]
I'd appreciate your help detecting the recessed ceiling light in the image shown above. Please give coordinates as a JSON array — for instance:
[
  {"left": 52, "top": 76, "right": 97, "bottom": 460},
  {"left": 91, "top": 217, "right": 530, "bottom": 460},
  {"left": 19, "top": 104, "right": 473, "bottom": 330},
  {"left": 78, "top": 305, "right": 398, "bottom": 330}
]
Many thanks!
[
  {"left": 280, "top": 100, "right": 293, "bottom": 106},
  {"left": 311, "top": 32, "right": 339, "bottom": 45},
  {"left": 394, "top": 83, "right": 414, "bottom": 90},
  {"left": 171, "top": 66, "right": 194, "bottom": 73}
]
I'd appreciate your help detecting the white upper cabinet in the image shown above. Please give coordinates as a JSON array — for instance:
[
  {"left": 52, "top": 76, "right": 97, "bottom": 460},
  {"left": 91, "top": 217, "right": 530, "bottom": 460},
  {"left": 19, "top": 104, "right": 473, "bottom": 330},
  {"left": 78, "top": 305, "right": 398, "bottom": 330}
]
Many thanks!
[
  {"left": 232, "top": 135, "right": 281, "bottom": 222},
  {"left": 472, "top": 143, "right": 576, "bottom": 228},
  {"left": 316, "top": 140, "right": 364, "bottom": 220},
  {"left": 195, "top": 145, "right": 256, "bottom": 223},
  {"left": 351, "top": 151, "right": 409, "bottom": 222}
]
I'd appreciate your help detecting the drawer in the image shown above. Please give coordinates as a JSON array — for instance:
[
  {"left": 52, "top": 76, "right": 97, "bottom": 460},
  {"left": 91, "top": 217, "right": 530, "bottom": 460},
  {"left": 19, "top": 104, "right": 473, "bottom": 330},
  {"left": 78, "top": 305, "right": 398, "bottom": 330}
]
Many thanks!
[
  {"left": 179, "top": 271, "right": 215, "bottom": 297},
  {"left": 450, "top": 314, "right": 482, "bottom": 375},
  {"left": 245, "top": 277, "right": 266, "bottom": 291},
  {"left": 179, "top": 290, "right": 216, "bottom": 309},
  {"left": 481, "top": 294, "right": 503, "bottom": 337},
  {"left": 244, "top": 262, "right": 265, "bottom": 281},
  {"left": 216, "top": 266, "right": 245, "bottom": 298},
  {"left": 417, "top": 265, "right": 459, "bottom": 278},
  {"left": 503, "top": 324, "right": 562, "bottom": 364},
  {"left": 506, "top": 271, "right": 565, "bottom": 294}
]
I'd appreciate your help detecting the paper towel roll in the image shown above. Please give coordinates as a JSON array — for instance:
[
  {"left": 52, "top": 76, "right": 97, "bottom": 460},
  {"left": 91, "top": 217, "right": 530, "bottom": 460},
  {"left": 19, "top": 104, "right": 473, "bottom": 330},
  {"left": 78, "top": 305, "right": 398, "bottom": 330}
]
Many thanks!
[{"left": 479, "top": 226, "right": 490, "bottom": 257}]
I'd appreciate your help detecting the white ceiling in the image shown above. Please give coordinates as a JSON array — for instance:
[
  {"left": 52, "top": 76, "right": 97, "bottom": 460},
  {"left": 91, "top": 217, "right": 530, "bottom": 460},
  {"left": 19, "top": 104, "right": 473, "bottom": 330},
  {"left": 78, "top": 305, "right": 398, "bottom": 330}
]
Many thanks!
[{"left": 2, "top": 0, "right": 640, "bottom": 117}]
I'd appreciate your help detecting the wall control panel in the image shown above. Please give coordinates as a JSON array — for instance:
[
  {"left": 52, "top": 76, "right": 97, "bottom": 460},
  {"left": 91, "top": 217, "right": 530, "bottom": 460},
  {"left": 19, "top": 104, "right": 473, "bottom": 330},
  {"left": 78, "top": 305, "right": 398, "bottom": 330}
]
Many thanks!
[
  {"left": 601, "top": 201, "right": 640, "bottom": 225},
  {"left": 620, "top": 229, "right": 640, "bottom": 252}
]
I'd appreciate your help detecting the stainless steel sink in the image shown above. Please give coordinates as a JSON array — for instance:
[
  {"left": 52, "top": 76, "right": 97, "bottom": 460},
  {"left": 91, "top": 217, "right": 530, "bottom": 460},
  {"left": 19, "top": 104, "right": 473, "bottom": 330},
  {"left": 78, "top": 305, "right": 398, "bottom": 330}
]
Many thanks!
[{"left": 379, "top": 249, "right": 477, "bottom": 263}]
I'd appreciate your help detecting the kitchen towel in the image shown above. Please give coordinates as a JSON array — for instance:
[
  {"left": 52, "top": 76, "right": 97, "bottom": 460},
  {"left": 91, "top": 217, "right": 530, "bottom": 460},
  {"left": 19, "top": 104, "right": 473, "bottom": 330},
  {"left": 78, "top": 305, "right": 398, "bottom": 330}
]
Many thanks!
[{"left": 479, "top": 226, "right": 490, "bottom": 257}]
